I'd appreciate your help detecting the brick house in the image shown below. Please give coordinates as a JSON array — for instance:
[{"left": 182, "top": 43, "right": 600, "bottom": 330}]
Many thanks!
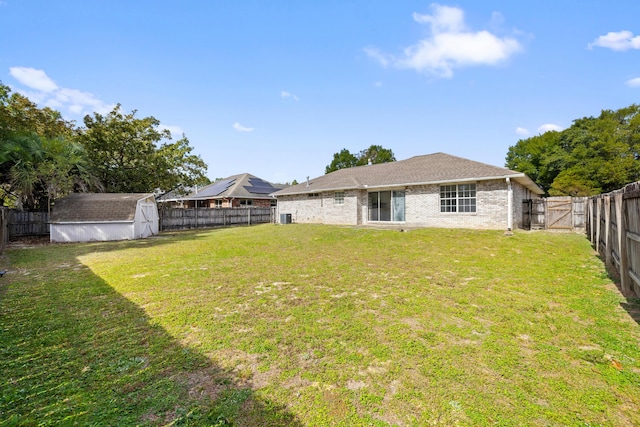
[
  {"left": 178, "top": 173, "right": 286, "bottom": 208},
  {"left": 273, "top": 153, "right": 543, "bottom": 230}
]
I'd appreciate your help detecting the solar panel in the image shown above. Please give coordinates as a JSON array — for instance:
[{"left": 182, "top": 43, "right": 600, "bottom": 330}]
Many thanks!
[
  {"left": 245, "top": 186, "right": 276, "bottom": 195},
  {"left": 245, "top": 177, "right": 277, "bottom": 195},
  {"left": 197, "top": 178, "right": 236, "bottom": 197}
]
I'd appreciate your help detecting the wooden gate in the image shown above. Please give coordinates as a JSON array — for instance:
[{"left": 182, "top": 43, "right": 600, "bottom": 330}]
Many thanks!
[
  {"left": 523, "top": 199, "right": 545, "bottom": 230},
  {"left": 522, "top": 197, "right": 586, "bottom": 231},
  {"left": 547, "top": 197, "right": 573, "bottom": 230}
]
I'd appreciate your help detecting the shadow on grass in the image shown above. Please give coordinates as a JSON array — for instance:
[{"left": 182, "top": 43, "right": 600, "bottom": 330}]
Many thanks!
[
  {"left": 0, "top": 236, "right": 302, "bottom": 426},
  {"left": 592, "top": 250, "right": 640, "bottom": 328},
  {"left": 620, "top": 298, "right": 640, "bottom": 327}
]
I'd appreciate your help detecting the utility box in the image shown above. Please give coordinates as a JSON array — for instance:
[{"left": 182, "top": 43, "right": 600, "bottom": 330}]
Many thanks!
[{"left": 280, "top": 213, "right": 292, "bottom": 224}]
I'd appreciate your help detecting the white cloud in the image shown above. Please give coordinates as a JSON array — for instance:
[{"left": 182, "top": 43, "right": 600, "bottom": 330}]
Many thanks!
[
  {"left": 365, "top": 4, "right": 522, "bottom": 78},
  {"left": 280, "top": 90, "right": 299, "bottom": 101},
  {"left": 364, "top": 47, "right": 391, "bottom": 67},
  {"left": 8, "top": 66, "right": 115, "bottom": 117},
  {"left": 413, "top": 6, "right": 466, "bottom": 32},
  {"left": 537, "top": 123, "right": 562, "bottom": 134},
  {"left": 515, "top": 127, "right": 530, "bottom": 136},
  {"left": 589, "top": 30, "right": 640, "bottom": 51},
  {"left": 54, "top": 87, "right": 115, "bottom": 115},
  {"left": 159, "top": 125, "right": 185, "bottom": 139},
  {"left": 233, "top": 122, "right": 254, "bottom": 132},
  {"left": 625, "top": 77, "right": 640, "bottom": 87},
  {"left": 9, "top": 66, "right": 58, "bottom": 92}
]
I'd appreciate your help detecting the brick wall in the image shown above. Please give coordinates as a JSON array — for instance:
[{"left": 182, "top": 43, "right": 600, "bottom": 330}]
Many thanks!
[
  {"left": 403, "top": 180, "right": 506, "bottom": 229},
  {"left": 277, "top": 179, "right": 537, "bottom": 230},
  {"left": 277, "top": 190, "right": 359, "bottom": 225}
]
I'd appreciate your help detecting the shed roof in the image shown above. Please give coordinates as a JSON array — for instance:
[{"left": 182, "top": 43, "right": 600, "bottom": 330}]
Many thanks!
[
  {"left": 51, "top": 193, "right": 154, "bottom": 223},
  {"left": 274, "top": 152, "right": 544, "bottom": 196},
  {"left": 185, "top": 173, "right": 287, "bottom": 200}
]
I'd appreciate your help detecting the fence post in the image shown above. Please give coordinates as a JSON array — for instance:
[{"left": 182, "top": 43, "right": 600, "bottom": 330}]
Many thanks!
[
  {"left": 615, "top": 192, "right": 630, "bottom": 296},
  {"left": 589, "top": 197, "right": 596, "bottom": 246},
  {"left": 595, "top": 197, "right": 601, "bottom": 252},
  {"left": 0, "top": 207, "right": 7, "bottom": 255},
  {"left": 604, "top": 196, "right": 612, "bottom": 269}
]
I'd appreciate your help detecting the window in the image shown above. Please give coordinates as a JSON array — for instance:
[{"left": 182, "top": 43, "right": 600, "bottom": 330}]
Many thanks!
[
  {"left": 368, "top": 190, "right": 405, "bottom": 222},
  {"left": 308, "top": 193, "right": 319, "bottom": 198},
  {"left": 213, "top": 200, "right": 222, "bottom": 208},
  {"left": 334, "top": 191, "right": 345, "bottom": 205},
  {"left": 240, "top": 199, "right": 253, "bottom": 206},
  {"left": 440, "top": 184, "right": 476, "bottom": 213}
]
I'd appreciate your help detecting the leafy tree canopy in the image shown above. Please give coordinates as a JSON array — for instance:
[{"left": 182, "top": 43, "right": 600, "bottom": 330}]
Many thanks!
[
  {"left": 325, "top": 145, "right": 396, "bottom": 174},
  {"left": 0, "top": 82, "right": 74, "bottom": 140},
  {"left": 1, "top": 83, "right": 210, "bottom": 207},
  {"left": 77, "top": 105, "right": 209, "bottom": 193},
  {"left": 506, "top": 104, "right": 640, "bottom": 196},
  {"left": 1, "top": 83, "right": 90, "bottom": 209}
]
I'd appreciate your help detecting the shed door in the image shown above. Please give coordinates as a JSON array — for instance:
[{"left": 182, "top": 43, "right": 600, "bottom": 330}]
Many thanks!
[{"left": 140, "top": 202, "right": 156, "bottom": 238}]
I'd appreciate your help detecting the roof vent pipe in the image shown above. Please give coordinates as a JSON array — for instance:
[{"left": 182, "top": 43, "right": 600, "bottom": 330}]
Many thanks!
[{"left": 306, "top": 176, "right": 310, "bottom": 187}]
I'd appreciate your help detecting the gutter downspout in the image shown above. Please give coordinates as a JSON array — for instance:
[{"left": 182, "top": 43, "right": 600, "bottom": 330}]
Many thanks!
[{"left": 506, "top": 177, "right": 513, "bottom": 232}]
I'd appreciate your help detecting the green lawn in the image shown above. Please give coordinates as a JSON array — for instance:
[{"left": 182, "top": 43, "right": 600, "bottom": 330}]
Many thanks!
[{"left": 1, "top": 224, "right": 639, "bottom": 426}]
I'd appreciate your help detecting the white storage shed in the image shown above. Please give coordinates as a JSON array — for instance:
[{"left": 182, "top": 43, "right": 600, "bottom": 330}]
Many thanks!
[{"left": 50, "top": 193, "right": 159, "bottom": 243}]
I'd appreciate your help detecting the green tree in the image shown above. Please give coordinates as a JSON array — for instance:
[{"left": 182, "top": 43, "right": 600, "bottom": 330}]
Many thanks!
[
  {"left": 0, "top": 82, "right": 74, "bottom": 140},
  {"left": 325, "top": 148, "right": 358, "bottom": 173},
  {"left": 1, "top": 134, "right": 95, "bottom": 210},
  {"left": 38, "top": 137, "right": 97, "bottom": 213},
  {"left": 325, "top": 145, "right": 396, "bottom": 173},
  {"left": 356, "top": 145, "right": 396, "bottom": 166},
  {"left": 77, "top": 105, "right": 209, "bottom": 193},
  {"left": 1, "top": 83, "right": 87, "bottom": 209},
  {"left": 506, "top": 104, "right": 640, "bottom": 195},
  {"left": 505, "top": 130, "right": 564, "bottom": 193}
]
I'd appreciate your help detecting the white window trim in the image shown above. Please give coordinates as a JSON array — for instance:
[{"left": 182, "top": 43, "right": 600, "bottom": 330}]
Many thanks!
[
  {"left": 440, "top": 183, "right": 477, "bottom": 213},
  {"left": 367, "top": 189, "right": 405, "bottom": 223}
]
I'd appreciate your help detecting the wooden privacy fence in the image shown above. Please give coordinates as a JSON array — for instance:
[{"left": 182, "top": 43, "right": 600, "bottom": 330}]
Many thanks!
[
  {"left": 160, "top": 207, "right": 274, "bottom": 231},
  {"left": 523, "top": 197, "right": 587, "bottom": 231},
  {"left": 8, "top": 210, "right": 50, "bottom": 237},
  {"left": 586, "top": 181, "right": 640, "bottom": 298},
  {"left": 0, "top": 208, "right": 8, "bottom": 255}
]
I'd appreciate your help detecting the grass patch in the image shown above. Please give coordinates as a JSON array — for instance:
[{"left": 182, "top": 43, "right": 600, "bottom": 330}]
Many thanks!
[{"left": 1, "top": 224, "right": 639, "bottom": 426}]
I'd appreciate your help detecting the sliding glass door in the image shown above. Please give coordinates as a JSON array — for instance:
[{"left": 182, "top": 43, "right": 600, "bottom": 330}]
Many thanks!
[{"left": 368, "top": 190, "right": 405, "bottom": 222}]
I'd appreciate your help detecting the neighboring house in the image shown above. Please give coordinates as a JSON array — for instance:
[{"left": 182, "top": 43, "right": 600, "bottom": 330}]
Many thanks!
[
  {"left": 50, "top": 193, "right": 159, "bottom": 242},
  {"left": 155, "top": 186, "right": 195, "bottom": 208},
  {"left": 273, "top": 152, "right": 544, "bottom": 230},
  {"left": 177, "top": 173, "right": 286, "bottom": 208}
]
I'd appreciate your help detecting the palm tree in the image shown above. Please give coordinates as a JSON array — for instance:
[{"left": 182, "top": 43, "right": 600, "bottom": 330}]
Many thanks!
[
  {"left": 1, "top": 133, "right": 98, "bottom": 212},
  {"left": 0, "top": 133, "right": 44, "bottom": 209}
]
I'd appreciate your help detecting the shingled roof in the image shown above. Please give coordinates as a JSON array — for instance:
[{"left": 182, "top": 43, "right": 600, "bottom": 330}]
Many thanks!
[
  {"left": 274, "top": 152, "right": 543, "bottom": 196},
  {"left": 51, "top": 193, "right": 154, "bottom": 223},
  {"left": 185, "top": 173, "right": 287, "bottom": 200}
]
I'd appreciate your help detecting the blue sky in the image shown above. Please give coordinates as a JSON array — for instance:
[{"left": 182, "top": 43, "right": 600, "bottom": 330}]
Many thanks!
[{"left": 1, "top": 1, "right": 639, "bottom": 184}]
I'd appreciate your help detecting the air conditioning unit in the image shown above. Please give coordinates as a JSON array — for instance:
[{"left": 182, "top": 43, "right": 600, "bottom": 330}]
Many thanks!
[{"left": 280, "top": 213, "right": 292, "bottom": 224}]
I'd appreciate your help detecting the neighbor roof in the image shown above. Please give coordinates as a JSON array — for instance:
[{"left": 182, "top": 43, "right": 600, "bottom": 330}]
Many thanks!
[
  {"left": 185, "top": 173, "right": 287, "bottom": 200},
  {"left": 274, "top": 152, "right": 544, "bottom": 196},
  {"left": 51, "top": 193, "right": 154, "bottom": 223}
]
